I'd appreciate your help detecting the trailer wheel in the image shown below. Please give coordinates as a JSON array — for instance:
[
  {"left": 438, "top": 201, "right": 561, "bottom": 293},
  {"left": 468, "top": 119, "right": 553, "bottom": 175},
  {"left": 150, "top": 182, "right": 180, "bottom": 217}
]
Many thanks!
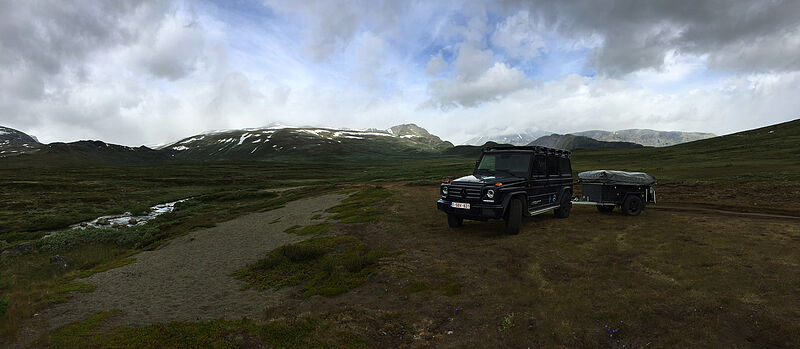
[
  {"left": 505, "top": 199, "right": 522, "bottom": 235},
  {"left": 554, "top": 195, "right": 572, "bottom": 218},
  {"left": 596, "top": 205, "right": 614, "bottom": 213},
  {"left": 622, "top": 195, "right": 643, "bottom": 216},
  {"left": 447, "top": 214, "right": 463, "bottom": 228}
]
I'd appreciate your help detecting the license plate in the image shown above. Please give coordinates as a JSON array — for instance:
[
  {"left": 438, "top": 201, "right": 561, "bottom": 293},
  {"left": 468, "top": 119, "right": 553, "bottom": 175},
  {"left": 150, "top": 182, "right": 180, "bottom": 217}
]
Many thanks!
[{"left": 450, "top": 202, "right": 470, "bottom": 209}]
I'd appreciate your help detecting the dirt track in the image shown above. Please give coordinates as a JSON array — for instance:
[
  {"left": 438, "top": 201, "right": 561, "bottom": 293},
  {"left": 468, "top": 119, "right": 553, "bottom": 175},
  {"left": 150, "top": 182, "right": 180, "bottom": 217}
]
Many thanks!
[
  {"left": 24, "top": 194, "right": 345, "bottom": 338},
  {"left": 652, "top": 204, "right": 800, "bottom": 221}
]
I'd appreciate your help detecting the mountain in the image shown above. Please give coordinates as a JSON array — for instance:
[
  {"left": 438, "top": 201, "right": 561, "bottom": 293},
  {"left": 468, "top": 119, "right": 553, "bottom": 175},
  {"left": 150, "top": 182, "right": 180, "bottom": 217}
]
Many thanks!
[
  {"left": 2, "top": 140, "right": 169, "bottom": 167},
  {"left": 0, "top": 126, "right": 42, "bottom": 157},
  {"left": 528, "top": 134, "right": 644, "bottom": 150},
  {"left": 463, "top": 130, "right": 552, "bottom": 146},
  {"left": 573, "top": 129, "right": 715, "bottom": 147},
  {"left": 160, "top": 124, "right": 454, "bottom": 160}
]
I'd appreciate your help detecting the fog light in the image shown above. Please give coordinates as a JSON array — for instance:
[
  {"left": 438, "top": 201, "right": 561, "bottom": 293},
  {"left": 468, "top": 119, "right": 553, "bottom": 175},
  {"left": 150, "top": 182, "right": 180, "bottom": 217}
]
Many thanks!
[
  {"left": 486, "top": 189, "right": 495, "bottom": 199},
  {"left": 442, "top": 186, "right": 448, "bottom": 196}
]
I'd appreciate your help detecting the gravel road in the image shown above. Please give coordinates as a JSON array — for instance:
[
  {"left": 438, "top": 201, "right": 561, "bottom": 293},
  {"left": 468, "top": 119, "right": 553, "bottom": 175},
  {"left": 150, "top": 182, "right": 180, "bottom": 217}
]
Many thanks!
[{"left": 33, "top": 193, "right": 345, "bottom": 331}]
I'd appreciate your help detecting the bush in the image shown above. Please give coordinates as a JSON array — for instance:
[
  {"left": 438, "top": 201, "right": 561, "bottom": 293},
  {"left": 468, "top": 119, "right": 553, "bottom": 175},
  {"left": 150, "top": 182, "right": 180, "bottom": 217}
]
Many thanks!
[{"left": 37, "top": 225, "right": 157, "bottom": 252}]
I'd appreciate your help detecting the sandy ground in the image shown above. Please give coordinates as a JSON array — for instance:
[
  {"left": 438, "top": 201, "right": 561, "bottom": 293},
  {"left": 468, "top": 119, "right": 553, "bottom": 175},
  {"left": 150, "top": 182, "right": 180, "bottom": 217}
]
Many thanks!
[{"left": 25, "top": 193, "right": 345, "bottom": 338}]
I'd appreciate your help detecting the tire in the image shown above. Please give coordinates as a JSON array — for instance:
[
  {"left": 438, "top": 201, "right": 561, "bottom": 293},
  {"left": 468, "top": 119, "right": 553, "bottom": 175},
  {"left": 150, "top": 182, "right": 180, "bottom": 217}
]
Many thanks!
[
  {"left": 554, "top": 194, "right": 572, "bottom": 218},
  {"left": 447, "top": 214, "right": 463, "bottom": 228},
  {"left": 596, "top": 205, "right": 614, "bottom": 213},
  {"left": 622, "top": 195, "right": 644, "bottom": 216},
  {"left": 505, "top": 199, "right": 522, "bottom": 235}
]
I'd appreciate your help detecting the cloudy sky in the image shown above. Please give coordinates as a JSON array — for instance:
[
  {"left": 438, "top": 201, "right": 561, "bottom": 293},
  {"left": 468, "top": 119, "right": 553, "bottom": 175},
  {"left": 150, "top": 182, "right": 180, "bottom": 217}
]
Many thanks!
[{"left": 1, "top": 0, "right": 799, "bottom": 146}]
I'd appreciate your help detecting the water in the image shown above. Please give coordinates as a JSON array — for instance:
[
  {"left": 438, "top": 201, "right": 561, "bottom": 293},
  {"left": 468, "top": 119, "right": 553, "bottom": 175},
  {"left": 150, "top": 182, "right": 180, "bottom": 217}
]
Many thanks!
[{"left": 51, "top": 198, "right": 190, "bottom": 233}]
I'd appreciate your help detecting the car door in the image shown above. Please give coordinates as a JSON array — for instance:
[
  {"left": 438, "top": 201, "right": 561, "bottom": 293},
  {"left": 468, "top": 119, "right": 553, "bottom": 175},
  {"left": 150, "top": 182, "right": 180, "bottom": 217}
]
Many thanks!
[
  {"left": 528, "top": 154, "right": 549, "bottom": 210},
  {"left": 545, "top": 154, "right": 560, "bottom": 204}
]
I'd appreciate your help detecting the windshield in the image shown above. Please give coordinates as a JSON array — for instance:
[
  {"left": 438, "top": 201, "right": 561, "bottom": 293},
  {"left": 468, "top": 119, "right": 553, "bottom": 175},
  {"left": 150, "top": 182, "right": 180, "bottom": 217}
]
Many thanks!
[{"left": 475, "top": 153, "right": 531, "bottom": 178}]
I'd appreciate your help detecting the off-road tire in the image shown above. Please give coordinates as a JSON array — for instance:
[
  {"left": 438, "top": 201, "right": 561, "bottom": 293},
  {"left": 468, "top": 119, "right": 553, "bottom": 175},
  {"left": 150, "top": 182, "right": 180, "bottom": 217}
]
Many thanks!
[
  {"left": 505, "top": 199, "right": 522, "bottom": 235},
  {"left": 447, "top": 214, "right": 463, "bottom": 228},
  {"left": 622, "top": 195, "right": 643, "bottom": 216},
  {"left": 554, "top": 194, "right": 572, "bottom": 218},
  {"left": 596, "top": 205, "right": 614, "bottom": 213}
]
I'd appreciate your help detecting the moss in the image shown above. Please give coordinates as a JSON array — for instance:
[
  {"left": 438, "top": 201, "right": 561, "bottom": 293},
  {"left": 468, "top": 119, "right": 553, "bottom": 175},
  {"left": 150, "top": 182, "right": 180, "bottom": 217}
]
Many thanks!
[
  {"left": 36, "top": 311, "right": 365, "bottom": 349},
  {"left": 234, "top": 236, "right": 381, "bottom": 298},
  {"left": 326, "top": 187, "right": 393, "bottom": 223}
]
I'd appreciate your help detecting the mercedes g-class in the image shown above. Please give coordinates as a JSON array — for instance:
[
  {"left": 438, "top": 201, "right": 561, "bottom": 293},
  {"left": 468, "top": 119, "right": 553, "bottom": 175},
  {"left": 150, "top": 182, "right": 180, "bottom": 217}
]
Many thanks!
[{"left": 437, "top": 146, "right": 573, "bottom": 235}]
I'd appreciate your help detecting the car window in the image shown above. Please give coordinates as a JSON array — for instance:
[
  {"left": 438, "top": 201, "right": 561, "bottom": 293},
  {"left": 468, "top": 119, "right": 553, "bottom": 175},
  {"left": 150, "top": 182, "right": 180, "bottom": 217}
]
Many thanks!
[
  {"left": 559, "top": 157, "right": 571, "bottom": 175},
  {"left": 546, "top": 156, "right": 558, "bottom": 176},
  {"left": 477, "top": 153, "right": 532, "bottom": 177},
  {"left": 533, "top": 155, "right": 546, "bottom": 176}
]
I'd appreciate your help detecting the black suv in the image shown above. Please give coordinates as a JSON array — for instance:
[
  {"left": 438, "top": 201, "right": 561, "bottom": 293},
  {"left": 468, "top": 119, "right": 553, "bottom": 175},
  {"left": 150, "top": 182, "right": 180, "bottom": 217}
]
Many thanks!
[{"left": 436, "top": 146, "right": 573, "bottom": 235}]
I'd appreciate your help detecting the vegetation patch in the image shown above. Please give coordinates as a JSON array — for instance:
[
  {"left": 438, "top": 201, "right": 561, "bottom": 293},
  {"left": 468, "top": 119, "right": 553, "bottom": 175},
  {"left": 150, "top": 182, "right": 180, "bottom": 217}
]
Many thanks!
[
  {"left": 35, "top": 310, "right": 365, "bottom": 349},
  {"left": 292, "top": 223, "right": 331, "bottom": 236},
  {"left": 326, "top": 186, "right": 393, "bottom": 223},
  {"left": 234, "top": 236, "right": 382, "bottom": 298},
  {"left": 37, "top": 225, "right": 158, "bottom": 252}
]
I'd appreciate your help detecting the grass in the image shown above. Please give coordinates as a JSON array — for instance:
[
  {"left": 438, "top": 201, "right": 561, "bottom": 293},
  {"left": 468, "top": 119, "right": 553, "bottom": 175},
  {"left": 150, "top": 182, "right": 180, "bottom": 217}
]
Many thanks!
[
  {"left": 34, "top": 311, "right": 365, "bottom": 349},
  {"left": 368, "top": 184, "right": 800, "bottom": 347},
  {"left": 326, "top": 186, "right": 394, "bottom": 223},
  {"left": 234, "top": 236, "right": 382, "bottom": 298}
]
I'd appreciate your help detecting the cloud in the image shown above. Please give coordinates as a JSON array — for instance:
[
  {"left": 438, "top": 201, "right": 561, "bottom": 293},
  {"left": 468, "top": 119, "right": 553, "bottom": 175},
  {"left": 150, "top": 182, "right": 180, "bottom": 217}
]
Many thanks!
[
  {"left": 491, "top": 10, "right": 546, "bottom": 60},
  {"left": 426, "top": 54, "right": 447, "bottom": 76},
  {"left": 130, "top": 13, "right": 206, "bottom": 80},
  {"left": 426, "top": 62, "right": 531, "bottom": 109},
  {"left": 507, "top": 0, "right": 800, "bottom": 75}
]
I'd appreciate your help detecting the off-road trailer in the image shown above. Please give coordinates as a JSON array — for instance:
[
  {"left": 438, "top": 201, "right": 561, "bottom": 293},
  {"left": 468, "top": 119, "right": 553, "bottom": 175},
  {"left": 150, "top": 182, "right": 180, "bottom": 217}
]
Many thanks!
[{"left": 571, "top": 170, "right": 656, "bottom": 216}]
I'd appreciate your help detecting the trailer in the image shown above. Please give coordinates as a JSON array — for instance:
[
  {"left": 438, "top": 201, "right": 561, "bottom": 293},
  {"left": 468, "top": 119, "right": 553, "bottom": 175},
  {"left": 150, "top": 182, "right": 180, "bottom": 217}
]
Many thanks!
[{"left": 571, "top": 170, "right": 656, "bottom": 216}]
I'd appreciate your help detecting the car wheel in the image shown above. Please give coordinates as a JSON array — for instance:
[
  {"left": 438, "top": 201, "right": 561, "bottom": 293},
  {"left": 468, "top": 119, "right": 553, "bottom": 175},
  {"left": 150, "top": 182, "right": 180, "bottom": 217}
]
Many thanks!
[
  {"left": 505, "top": 199, "right": 522, "bottom": 235},
  {"left": 554, "top": 194, "right": 572, "bottom": 218},
  {"left": 447, "top": 214, "right": 463, "bottom": 228},
  {"left": 622, "top": 195, "right": 643, "bottom": 216},
  {"left": 596, "top": 205, "right": 614, "bottom": 213}
]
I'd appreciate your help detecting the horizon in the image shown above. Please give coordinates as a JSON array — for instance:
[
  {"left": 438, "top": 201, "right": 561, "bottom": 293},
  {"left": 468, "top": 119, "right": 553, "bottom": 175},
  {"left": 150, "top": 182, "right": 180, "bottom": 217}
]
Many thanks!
[{"left": 2, "top": 1, "right": 800, "bottom": 146}]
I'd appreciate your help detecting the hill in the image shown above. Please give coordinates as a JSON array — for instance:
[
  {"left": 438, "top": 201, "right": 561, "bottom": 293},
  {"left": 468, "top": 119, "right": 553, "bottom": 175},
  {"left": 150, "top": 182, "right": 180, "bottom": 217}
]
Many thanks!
[
  {"left": 0, "top": 126, "right": 42, "bottom": 157},
  {"left": 528, "top": 134, "right": 644, "bottom": 150},
  {"left": 160, "top": 124, "right": 453, "bottom": 161},
  {"left": 571, "top": 118, "right": 800, "bottom": 182},
  {"left": 3, "top": 141, "right": 169, "bottom": 167},
  {"left": 574, "top": 129, "right": 715, "bottom": 147}
]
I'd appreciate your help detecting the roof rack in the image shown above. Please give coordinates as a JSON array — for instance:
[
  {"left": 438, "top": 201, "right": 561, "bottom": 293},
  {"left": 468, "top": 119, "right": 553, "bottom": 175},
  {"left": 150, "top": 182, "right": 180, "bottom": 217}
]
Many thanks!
[{"left": 482, "top": 145, "right": 571, "bottom": 156}]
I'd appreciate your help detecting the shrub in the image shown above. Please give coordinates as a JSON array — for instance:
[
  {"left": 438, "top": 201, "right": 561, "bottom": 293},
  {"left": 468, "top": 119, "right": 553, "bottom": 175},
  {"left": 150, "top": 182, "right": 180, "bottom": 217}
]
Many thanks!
[{"left": 37, "top": 225, "right": 157, "bottom": 252}]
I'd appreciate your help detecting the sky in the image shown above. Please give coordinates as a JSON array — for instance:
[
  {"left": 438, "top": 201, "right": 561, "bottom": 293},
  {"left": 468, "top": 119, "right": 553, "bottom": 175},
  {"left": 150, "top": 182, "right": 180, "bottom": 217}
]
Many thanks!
[{"left": 1, "top": 0, "right": 799, "bottom": 146}]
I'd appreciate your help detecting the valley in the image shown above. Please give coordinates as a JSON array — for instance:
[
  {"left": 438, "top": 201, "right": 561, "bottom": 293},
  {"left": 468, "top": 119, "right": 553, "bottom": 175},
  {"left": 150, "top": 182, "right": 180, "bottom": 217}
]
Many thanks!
[{"left": 0, "top": 119, "right": 798, "bottom": 348}]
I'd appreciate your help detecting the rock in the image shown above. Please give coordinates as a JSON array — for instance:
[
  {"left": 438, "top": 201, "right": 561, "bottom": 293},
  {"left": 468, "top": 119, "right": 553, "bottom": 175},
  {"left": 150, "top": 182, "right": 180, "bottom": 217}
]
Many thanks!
[
  {"left": 96, "top": 218, "right": 110, "bottom": 226},
  {"left": 128, "top": 218, "right": 138, "bottom": 225},
  {"left": 111, "top": 223, "right": 124, "bottom": 229},
  {"left": 50, "top": 255, "right": 71, "bottom": 268},
  {"left": 80, "top": 222, "right": 88, "bottom": 227}
]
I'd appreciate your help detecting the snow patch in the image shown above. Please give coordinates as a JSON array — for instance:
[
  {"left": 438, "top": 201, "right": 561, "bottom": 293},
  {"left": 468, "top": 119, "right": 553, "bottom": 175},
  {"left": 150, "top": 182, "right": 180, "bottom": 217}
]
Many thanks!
[
  {"left": 237, "top": 133, "right": 253, "bottom": 146},
  {"left": 180, "top": 136, "right": 205, "bottom": 144},
  {"left": 172, "top": 145, "right": 189, "bottom": 151}
]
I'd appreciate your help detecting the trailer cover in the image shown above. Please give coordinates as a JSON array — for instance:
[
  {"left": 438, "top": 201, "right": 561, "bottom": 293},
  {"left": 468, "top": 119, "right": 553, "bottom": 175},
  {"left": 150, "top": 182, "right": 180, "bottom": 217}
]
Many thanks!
[{"left": 578, "top": 170, "right": 656, "bottom": 186}]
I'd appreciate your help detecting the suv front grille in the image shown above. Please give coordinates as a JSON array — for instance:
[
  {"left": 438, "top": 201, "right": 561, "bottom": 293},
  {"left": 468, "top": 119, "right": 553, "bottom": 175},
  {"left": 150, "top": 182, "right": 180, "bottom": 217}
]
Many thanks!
[{"left": 446, "top": 185, "right": 482, "bottom": 201}]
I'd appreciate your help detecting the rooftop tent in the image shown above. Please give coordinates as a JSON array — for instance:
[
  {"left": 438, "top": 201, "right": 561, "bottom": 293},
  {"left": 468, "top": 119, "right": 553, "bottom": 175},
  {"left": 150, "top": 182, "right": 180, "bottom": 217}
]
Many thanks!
[{"left": 578, "top": 170, "right": 656, "bottom": 186}]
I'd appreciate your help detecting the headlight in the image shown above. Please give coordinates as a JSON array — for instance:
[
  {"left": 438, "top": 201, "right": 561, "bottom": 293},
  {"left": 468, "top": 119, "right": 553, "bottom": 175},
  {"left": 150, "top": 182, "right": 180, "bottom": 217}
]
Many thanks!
[
  {"left": 442, "top": 186, "right": 448, "bottom": 196},
  {"left": 486, "top": 189, "right": 495, "bottom": 199}
]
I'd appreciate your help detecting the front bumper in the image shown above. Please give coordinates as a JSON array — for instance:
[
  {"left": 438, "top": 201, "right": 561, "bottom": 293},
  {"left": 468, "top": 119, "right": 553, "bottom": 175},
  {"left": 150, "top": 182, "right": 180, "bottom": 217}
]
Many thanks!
[{"left": 437, "top": 199, "right": 504, "bottom": 220}]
